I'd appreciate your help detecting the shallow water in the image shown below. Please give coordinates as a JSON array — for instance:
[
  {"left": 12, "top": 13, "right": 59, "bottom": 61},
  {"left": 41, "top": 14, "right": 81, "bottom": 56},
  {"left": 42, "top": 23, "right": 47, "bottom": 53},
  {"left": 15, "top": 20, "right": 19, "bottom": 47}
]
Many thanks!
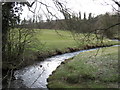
[{"left": 11, "top": 45, "right": 119, "bottom": 88}]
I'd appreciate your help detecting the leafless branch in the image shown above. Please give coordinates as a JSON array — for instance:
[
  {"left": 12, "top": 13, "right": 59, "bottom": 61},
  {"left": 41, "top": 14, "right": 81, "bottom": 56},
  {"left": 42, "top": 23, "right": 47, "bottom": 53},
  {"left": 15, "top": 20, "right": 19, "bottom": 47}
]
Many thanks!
[
  {"left": 112, "top": 0, "right": 120, "bottom": 7},
  {"left": 30, "top": 66, "right": 45, "bottom": 87},
  {"left": 53, "top": 0, "right": 72, "bottom": 19},
  {"left": 2, "top": 70, "right": 10, "bottom": 82},
  {"left": 7, "top": 69, "right": 13, "bottom": 88},
  {"left": 90, "top": 22, "right": 120, "bottom": 33},
  {"left": 37, "top": 0, "right": 50, "bottom": 8},
  {"left": 25, "top": 0, "right": 36, "bottom": 7},
  {"left": 111, "top": 5, "right": 120, "bottom": 12}
]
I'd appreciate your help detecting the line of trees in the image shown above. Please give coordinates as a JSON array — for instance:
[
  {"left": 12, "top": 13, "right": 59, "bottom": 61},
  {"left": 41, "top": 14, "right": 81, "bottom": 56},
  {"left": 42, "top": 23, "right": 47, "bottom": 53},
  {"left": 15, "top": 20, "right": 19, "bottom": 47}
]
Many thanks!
[
  {"left": 64, "top": 12, "right": 119, "bottom": 39},
  {"left": 19, "top": 12, "right": 119, "bottom": 39}
]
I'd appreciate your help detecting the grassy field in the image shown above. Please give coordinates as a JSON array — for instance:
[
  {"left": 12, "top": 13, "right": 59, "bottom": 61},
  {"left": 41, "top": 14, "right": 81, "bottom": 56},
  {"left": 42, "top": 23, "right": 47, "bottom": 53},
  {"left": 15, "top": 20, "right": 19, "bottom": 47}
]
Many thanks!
[
  {"left": 29, "top": 29, "right": 78, "bottom": 52},
  {"left": 48, "top": 46, "right": 119, "bottom": 88},
  {"left": 28, "top": 29, "right": 118, "bottom": 53}
]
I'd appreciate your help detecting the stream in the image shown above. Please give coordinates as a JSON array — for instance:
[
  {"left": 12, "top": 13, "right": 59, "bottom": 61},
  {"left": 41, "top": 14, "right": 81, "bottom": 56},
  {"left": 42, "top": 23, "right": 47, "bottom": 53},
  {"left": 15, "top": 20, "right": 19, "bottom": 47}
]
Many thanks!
[{"left": 10, "top": 45, "right": 119, "bottom": 88}]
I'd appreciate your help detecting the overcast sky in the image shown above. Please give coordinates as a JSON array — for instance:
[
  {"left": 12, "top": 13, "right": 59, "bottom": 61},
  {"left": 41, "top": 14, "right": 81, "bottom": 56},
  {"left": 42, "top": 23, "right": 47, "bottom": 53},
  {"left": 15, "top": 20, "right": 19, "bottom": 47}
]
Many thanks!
[{"left": 20, "top": 0, "right": 118, "bottom": 20}]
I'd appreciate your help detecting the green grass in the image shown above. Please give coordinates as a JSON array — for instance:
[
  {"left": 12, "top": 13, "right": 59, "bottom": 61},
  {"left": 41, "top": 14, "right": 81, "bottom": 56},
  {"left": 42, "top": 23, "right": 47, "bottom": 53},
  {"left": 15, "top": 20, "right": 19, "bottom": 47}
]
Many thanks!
[
  {"left": 48, "top": 46, "right": 119, "bottom": 88},
  {"left": 28, "top": 29, "right": 77, "bottom": 52},
  {"left": 28, "top": 29, "right": 119, "bottom": 53}
]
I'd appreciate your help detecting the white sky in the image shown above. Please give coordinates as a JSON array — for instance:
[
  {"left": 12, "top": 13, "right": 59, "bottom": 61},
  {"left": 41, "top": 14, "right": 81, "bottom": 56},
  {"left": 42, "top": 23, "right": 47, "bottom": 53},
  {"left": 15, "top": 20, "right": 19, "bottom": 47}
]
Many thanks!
[{"left": 20, "top": 0, "right": 119, "bottom": 20}]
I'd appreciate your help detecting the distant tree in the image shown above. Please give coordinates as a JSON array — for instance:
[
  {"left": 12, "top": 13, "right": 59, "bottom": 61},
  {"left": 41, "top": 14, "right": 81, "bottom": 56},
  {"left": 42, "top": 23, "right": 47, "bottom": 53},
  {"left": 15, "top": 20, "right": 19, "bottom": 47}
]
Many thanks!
[
  {"left": 88, "top": 13, "right": 92, "bottom": 20},
  {"left": 79, "top": 12, "right": 81, "bottom": 20},
  {"left": 84, "top": 12, "right": 86, "bottom": 20}
]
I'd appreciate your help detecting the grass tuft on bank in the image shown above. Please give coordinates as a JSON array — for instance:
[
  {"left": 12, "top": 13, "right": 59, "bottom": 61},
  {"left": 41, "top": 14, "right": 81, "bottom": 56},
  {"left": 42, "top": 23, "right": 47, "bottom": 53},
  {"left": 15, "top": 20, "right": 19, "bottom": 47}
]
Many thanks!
[{"left": 48, "top": 46, "right": 119, "bottom": 88}]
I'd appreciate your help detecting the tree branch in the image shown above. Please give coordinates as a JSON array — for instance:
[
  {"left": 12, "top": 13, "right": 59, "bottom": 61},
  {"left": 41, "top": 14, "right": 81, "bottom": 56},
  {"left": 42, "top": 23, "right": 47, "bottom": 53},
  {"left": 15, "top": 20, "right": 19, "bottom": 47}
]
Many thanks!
[
  {"left": 25, "top": 0, "right": 36, "bottom": 7},
  {"left": 90, "top": 22, "right": 120, "bottom": 33},
  {"left": 112, "top": 0, "right": 120, "bottom": 7}
]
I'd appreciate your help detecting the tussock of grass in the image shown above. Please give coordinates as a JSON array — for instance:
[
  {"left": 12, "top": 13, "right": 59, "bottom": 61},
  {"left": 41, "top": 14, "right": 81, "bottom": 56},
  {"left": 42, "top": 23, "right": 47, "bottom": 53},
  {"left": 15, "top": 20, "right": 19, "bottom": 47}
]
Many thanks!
[{"left": 48, "top": 46, "right": 119, "bottom": 88}]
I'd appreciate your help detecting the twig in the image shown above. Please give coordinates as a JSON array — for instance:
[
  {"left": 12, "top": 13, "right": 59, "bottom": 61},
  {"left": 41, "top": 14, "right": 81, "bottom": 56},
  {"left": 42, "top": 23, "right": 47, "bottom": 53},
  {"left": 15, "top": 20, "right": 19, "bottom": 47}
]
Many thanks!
[
  {"left": 30, "top": 67, "right": 45, "bottom": 87},
  {"left": 2, "top": 70, "right": 10, "bottom": 82},
  {"left": 7, "top": 69, "right": 13, "bottom": 88},
  {"left": 112, "top": 0, "right": 120, "bottom": 7}
]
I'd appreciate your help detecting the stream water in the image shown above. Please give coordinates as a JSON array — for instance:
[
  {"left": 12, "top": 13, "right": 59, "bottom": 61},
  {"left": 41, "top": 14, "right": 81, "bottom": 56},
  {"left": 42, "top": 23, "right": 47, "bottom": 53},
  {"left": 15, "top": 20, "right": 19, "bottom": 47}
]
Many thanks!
[{"left": 10, "top": 45, "right": 119, "bottom": 88}]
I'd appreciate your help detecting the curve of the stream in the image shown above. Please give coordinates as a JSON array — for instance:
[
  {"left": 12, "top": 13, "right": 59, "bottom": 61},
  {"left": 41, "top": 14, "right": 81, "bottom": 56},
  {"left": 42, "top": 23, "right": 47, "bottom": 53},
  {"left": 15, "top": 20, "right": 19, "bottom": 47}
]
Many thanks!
[{"left": 11, "top": 45, "right": 119, "bottom": 88}]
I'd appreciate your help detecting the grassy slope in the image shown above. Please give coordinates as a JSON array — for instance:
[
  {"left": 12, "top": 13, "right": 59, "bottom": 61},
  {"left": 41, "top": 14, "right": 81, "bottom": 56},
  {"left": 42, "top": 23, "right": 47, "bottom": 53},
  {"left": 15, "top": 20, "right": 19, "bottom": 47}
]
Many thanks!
[
  {"left": 27, "top": 29, "right": 118, "bottom": 53},
  {"left": 48, "top": 46, "right": 119, "bottom": 88},
  {"left": 29, "top": 29, "right": 78, "bottom": 52}
]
